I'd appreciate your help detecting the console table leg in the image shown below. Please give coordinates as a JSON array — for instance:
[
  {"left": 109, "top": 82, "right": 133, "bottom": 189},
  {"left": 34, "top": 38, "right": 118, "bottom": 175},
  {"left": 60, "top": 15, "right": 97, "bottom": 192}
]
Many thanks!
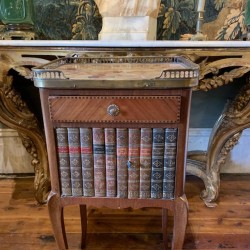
[
  {"left": 0, "top": 75, "right": 50, "bottom": 204},
  {"left": 48, "top": 193, "right": 68, "bottom": 250},
  {"left": 187, "top": 82, "right": 250, "bottom": 207},
  {"left": 171, "top": 195, "right": 188, "bottom": 250}
]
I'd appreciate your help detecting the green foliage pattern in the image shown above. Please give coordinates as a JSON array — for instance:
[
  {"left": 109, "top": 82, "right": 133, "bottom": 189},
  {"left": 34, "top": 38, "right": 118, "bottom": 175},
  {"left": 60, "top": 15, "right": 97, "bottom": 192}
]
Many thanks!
[{"left": 31, "top": 0, "right": 245, "bottom": 40}]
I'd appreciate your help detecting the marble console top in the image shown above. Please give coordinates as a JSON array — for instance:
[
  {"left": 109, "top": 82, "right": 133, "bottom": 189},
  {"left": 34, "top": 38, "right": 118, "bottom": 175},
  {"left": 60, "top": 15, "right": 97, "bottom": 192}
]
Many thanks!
[{"left": 0, "top": 40, "right": 250, "bottom": 48}]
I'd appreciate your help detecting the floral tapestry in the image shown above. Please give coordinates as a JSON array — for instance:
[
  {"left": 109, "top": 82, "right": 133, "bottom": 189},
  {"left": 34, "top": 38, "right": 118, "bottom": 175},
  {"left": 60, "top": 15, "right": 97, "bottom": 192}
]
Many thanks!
[{"left": 33, "top": 0, "right": 246, "bottom": 40}]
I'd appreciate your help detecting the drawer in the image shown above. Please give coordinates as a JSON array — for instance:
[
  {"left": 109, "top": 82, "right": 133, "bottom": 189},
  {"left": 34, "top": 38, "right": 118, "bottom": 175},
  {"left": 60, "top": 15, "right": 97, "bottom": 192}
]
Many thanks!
[{"left": 49, "top": 96, "right": 181, "bottom": 124}]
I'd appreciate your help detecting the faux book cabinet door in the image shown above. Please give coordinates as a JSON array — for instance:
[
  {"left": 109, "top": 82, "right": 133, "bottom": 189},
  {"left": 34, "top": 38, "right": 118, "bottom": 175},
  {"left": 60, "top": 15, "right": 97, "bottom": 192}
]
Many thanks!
[{"left": 54, "top": 126, "right": 178, "bottom": 200}]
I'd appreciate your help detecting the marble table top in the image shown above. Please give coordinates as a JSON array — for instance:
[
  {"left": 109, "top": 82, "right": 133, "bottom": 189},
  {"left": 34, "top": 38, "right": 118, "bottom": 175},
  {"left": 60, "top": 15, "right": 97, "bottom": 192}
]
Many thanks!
[{"left": 0, "top": 40, "right": 250, "bottom": 48}]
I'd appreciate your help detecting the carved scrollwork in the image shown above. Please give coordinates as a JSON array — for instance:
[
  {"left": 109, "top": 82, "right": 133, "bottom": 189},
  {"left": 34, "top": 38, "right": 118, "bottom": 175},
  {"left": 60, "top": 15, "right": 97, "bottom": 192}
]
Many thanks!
[
  {"left": 19, "top": 132, "right": 50, "bottom": 203},
  {"left": 3, "top": 75, "right": 35, "bottom": 117},
  {"left": 198, "top": 66, "right": 250, "bottom": 91},
  {"left": 215, "top": 132, "right": 242, "bottom": 170},
  {"left": 197, "top": 132, "right": 242, "bottom": 207},
  {"left": 186, "top": 55, "right": 250, "bottom": 91},
  {"left": 187, "top": 80, "right": 250, "bottom": 206},
  {"left": 185, "top": 54, "right": 250, "bottom": 206},
  {"left": 226, "top": 83, "right": 250, "bottom": 118},
  {"left": 0, "top": 74, "right": 50, "bottom": 204}
]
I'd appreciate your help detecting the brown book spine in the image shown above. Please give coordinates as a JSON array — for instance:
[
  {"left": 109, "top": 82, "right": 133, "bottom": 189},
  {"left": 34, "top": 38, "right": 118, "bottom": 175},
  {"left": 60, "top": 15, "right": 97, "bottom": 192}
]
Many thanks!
[
  {"left": 139, "top": 128, "right": 152, "bottom": 199},
  {"left": 116, "top": 128, "right": 128, "bottom": 198},
  {"left": 80, "top": 128, "right": 94, "bottom": 197},
  {"left": 68, "top": 128, "right": 83, "bottom": 197},
  {"left": 93, "top": 128, "right": 106, "bottom": 197},
  {"left": 128, "top": 128, "right": 140, "bottom": 199},
  {"left": 55, "top": 127, "right": 72, "bottom": 196},
  {"left": 105, "top": 128, "right": 117, "bottom": 197}
]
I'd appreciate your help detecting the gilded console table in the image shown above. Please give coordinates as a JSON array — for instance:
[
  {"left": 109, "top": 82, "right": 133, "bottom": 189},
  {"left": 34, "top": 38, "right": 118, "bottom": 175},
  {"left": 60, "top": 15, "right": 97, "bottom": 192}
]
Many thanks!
[{"left": 0, "top": 40, "right": 249, "bottom": 206}]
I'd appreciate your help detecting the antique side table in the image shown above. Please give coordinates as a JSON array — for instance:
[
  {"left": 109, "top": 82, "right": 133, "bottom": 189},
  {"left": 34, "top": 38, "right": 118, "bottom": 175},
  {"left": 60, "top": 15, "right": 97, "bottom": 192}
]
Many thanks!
[{"left": 32, "top": 52, "right": 199, "bottom": 249}]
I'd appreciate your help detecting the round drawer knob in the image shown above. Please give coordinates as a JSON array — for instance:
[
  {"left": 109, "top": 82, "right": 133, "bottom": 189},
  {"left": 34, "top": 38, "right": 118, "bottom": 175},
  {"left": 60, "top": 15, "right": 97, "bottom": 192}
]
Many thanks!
[{"left": 107, "top": 104, "right": 120, "bottom": 117}]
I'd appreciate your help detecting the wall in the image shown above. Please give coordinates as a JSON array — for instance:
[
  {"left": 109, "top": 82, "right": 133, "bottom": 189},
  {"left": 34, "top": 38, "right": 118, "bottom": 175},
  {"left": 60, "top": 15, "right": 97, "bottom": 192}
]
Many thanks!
[
  {"left": 188, "top": 128, "right": 250, "bottom": 173},
  {"left": 0, "top": 126, "right": 33, "bottom": 174}
]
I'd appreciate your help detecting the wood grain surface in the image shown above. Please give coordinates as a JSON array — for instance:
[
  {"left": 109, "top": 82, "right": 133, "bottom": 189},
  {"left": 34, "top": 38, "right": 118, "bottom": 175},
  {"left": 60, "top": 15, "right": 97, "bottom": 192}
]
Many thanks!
[
  {"left": 49, "top": 96, "right": 181, "bottom": 124},
  {"left": 0, "top": 175, "right": 249, "bottom": 249}
]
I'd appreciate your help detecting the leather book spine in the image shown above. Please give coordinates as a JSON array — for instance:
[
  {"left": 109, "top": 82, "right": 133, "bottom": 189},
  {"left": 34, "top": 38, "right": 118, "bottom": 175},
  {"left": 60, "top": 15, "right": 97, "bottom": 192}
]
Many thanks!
[
  {"left": 139, "top": 128, "right": 152, "bottom": 199},
  {"left": 163, "top": 128, "right": 178, "bottom": 199},
  {"left": 93, "top": 128, "right": 106, "bottom": 197},
  {"left": 105, "top": 128, "right": 117, "bottom": 197},
  {"left": 80, "top": 128, "right": 94, "bottom": 197},
  {"left": 68, "top": 128, "right": 83, "bottom": 197},
  {"left": 116, "top": 128, "right": 128, "bottom": 198},
  {"left": 151, "top": 128, "right": 165, "bottom": 199},
  {"left": 128, "top": 128, "right": 140, "bottom": 199},
  {"left": 55, "top": 127, "right": 72, "bottom": 196}
]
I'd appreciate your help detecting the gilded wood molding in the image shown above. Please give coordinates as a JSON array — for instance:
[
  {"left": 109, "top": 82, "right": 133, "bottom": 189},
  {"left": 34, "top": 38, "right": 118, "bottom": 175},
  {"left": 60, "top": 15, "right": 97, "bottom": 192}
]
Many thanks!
[
  {"left": 0, "top": 56, "right": 50, "bottom": 204},
  {"left": 187, "top": 82, "right": 250, "bottom": 207}
]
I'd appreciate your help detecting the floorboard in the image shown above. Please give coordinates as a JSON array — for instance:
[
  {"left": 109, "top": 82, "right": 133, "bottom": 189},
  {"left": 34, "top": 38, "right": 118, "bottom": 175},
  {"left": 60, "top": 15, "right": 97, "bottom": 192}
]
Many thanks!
[{"left": 0, "top": 174, "right": 249, "bottom": 249}]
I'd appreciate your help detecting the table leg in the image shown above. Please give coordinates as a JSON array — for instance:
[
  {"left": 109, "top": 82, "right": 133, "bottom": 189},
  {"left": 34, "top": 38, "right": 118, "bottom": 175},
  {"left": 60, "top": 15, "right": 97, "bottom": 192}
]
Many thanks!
[
  {"left": 187, "top": 82, "right": 250, "bottom": 207},
  {"left": 0, "top": 75, "right": 50, "bottom": 203},
  {"left": 48, "top": 192, "right": 68, "bottom": 249},
  {"left": 171, "top": 195, "right": 188, "bottom": 250}
]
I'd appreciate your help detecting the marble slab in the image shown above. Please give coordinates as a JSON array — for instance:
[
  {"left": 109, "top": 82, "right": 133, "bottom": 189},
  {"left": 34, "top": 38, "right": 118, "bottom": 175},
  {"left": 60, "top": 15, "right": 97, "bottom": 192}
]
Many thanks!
[
  {"left": 94, "top": 0, "right": 160, "bottom": 40},
  {"left": 0, "top": 40, "right": 249, "bottom": 48},
  {"left": 94, "top": 0, "right": 160, "bottom": 17},
  {"left": 99, "top": 16, "right": 157, "bottom": 40},
  {"left": 98, "top": 31, "right": 155, "bottom": 40},
  {"left": 101, "top": 17, "right": 156, "bottom": 32}
]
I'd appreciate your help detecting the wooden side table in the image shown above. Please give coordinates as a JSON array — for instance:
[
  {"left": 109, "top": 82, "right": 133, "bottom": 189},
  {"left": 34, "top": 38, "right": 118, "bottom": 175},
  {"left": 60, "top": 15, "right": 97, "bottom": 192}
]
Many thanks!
[{"left": 33, "top": 53, "right": 199, "bottom": 249}]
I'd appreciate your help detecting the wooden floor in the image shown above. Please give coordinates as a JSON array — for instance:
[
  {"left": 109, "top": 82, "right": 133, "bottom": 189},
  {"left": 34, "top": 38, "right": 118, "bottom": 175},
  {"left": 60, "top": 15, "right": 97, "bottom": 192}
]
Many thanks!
[{"left": 0, "top": 175, "right": 250, "bottom": 250}]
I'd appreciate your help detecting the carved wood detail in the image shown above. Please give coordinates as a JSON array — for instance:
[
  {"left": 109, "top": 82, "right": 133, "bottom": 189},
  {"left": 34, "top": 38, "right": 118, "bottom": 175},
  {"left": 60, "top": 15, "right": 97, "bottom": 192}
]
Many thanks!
[
  {"left": 195, "top": 57, "right": 250, "bottom": 91},
  {"left": 187, "top": 82, "right": 250, "bottom": 207},
  {"left": 0, "top": 74, "right": 50, "bottom": 204}
]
